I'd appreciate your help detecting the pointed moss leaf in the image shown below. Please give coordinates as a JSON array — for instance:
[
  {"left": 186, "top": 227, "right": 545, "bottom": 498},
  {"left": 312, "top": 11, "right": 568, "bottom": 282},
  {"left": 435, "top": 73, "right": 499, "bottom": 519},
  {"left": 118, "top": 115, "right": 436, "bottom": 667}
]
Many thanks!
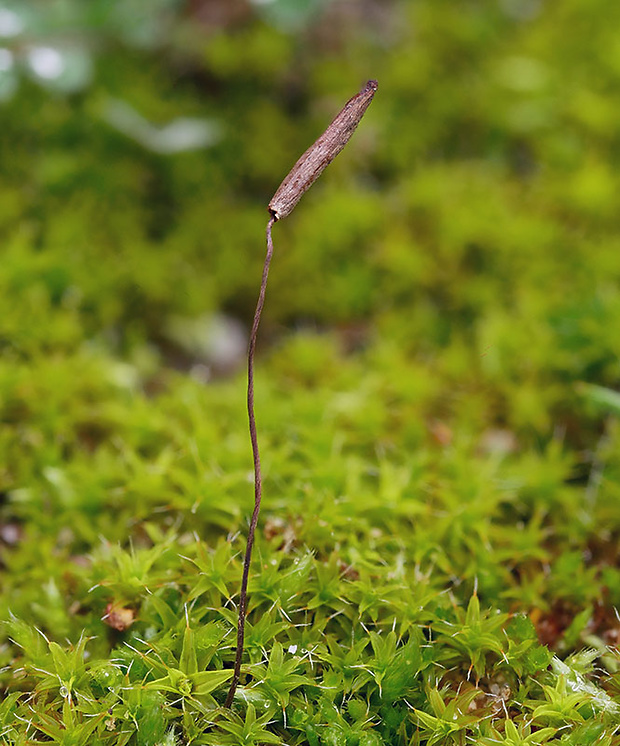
[
  {"left": 146, "top": 669, "right": 193, "bottom": 695},
  {"left": 465, "top": 594, "right": 481, "bottom": 626},
  {"left": 428, "top": 687, "right": 447, "bottom": 717},
  {"left": 551, "top": 656, "right": 620, "bottom": 715},
  {"left": 244, "top": 615, "right": 289, "bottom": 656},
  {"left": 191, "top": 668, "right": 234, "bottom": 695},
  {"left": 48, "top": 641, "right": 73, "bottom": 682},
  {"left": 306, "top": 723, "right": 320, "bottom": 746},
  {"left": 30, "top": 700, "right": 103, "bottom": 743},
  {"left": 256, "top": 641, "right": 314, "bottom": 709},
  {"left": 562, "top": 607, "right": 592, "bottom": 649},
  {"left": 233, "top": 685, "right": 273, "bottom": 710},
  {"left": 482, "top": 720, "right": 557, "bottom": 744},
  {"left": 0, "top": 692, "right": 21, "bottom": 728},
  {"left": 380, "top": 637, "right": 426, "bottom": 704},
  {"left": 413, "top": 689, "right": 480, "bottom": 746},
  {"left": 504, "top": 614, "right": 552, "bottom": 676},
  {"left": 147, "top": 595, "right": 178, "bottom": 629},
  {"left": 217, "top": 703, "right": 282, "bottom": 744},
  {"left": 413, "top": 709, "right": 458, "bottom": 741},
  {"left": 48, "top": 636, "right": 88, "bottom": 683},
  {"left": 145, "top": 667, "right": 232, "bottom": 697},
  {"left": 7, "top": 616, "right": 49, "bottom": 665},
  {"left": 180, "top": 624, "right": 198, "bottom": 676},
  {"left": 564, "top": 721, "right": 612, "bottom": 746},
  {"left": 134, "top": 690, "right": 167, "bottom": 746},
  {"left": 307, "top": 555, "right": 343, "bottom": 610},
  {"left": 194, "top": 621, "right": 229, "bottom": 669},
  {"left": 564, "top": 648, "right": 601, "bottom": 673},
  {"left": 186, "top": 541, "right": 232, "bottom": 601}
]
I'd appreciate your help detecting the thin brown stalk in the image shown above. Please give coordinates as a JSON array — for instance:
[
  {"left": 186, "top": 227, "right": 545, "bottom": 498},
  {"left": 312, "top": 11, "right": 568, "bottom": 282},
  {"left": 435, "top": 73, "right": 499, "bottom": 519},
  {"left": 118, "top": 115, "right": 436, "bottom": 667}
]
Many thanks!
[{"left": 224, "top": 215, "right": 275, "bottom": 708}]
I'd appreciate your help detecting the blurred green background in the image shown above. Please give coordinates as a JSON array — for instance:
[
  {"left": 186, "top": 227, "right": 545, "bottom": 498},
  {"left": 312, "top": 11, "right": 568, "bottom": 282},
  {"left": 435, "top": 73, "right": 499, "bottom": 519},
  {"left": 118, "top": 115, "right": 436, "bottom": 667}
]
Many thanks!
[
  {"left": 2, "top": 0, "right": 619, "bottom": 391},
  {"left": 2, "top": 0, "right": 620, "bottom": 585}
]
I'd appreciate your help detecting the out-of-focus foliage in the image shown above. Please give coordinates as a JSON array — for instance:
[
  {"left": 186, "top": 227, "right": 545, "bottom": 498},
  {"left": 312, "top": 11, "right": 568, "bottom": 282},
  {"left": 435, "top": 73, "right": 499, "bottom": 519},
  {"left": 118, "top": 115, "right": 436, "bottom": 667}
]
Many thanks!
[
  {"left": 2, "top": 0, "right": 620, "bottom": 743},
  {"left": 0, "top": 0, "right": 182, "bottom": 97}
]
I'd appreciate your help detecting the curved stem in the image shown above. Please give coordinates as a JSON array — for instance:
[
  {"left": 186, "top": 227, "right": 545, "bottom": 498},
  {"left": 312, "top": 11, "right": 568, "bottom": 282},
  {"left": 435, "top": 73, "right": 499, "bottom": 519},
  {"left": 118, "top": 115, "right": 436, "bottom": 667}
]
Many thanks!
[{"left": 224, "top": 215, "right": 276, "bottom": 708}]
